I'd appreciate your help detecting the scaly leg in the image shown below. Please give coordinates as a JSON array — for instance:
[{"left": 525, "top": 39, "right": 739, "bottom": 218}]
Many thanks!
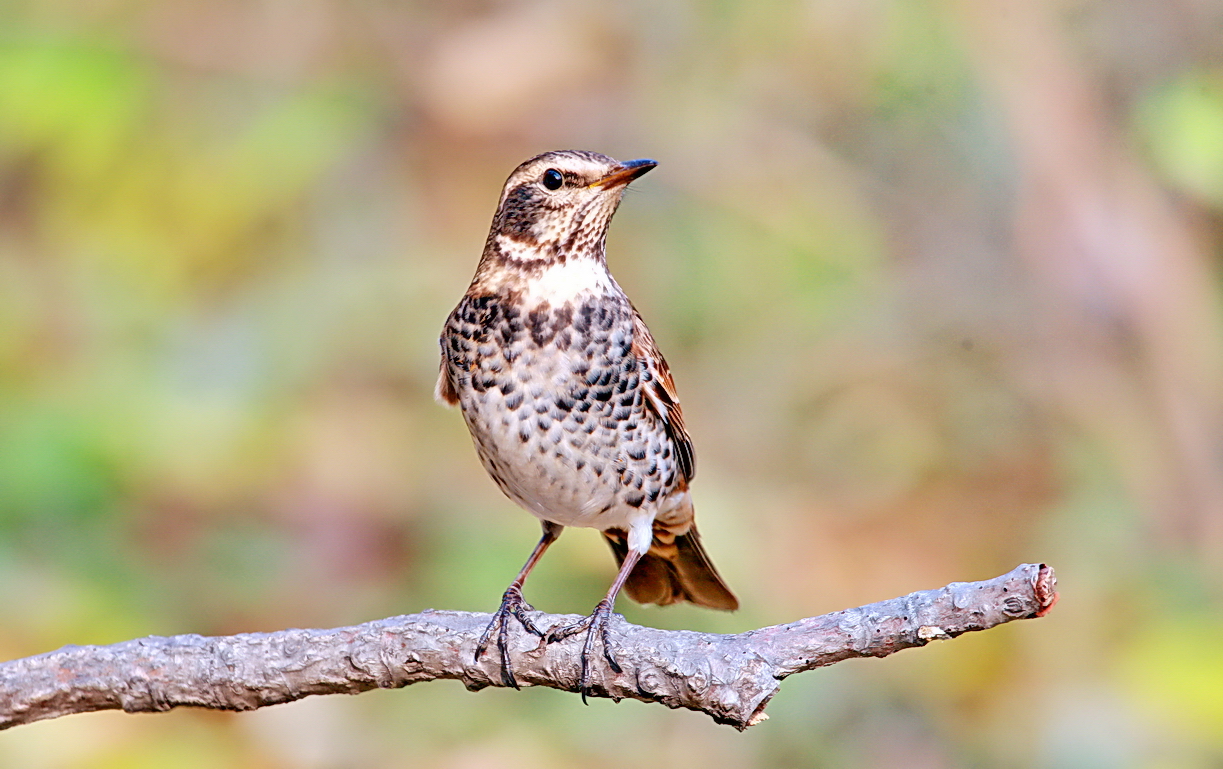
[
  {"left": 545, "top": 546, "right": 644, "bottom": 702},
  {"left": 476, "top": 521, "right": 562, "bottom": 689}
]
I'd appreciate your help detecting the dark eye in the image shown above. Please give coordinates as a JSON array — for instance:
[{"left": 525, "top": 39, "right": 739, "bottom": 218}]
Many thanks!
[{"left": 541, "top": 168, "right": 563, "bottom": 190}]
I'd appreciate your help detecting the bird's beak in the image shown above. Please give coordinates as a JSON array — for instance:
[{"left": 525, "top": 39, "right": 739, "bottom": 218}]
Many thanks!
[{"left": 591, "top": 158, "right": 658, "bottom": 189}]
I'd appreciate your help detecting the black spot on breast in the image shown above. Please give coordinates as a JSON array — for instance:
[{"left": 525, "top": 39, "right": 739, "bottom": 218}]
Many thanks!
[
  {"left": 627, "top": 446, "right": 647, "bottom": 461},
  {"left": 500, "top": 380, "right": 516, "bottom": 396},
  {"left": 594, "top": 388, "right": 613, "bottom": 402},
  {"left": 506, "top": 392, "right": 524, "bottom": 410},
  {"left": 494, "top": 304, "right": 524, "bottom": 343},
  {"left": 575, "top": 308, "right": 591, "bottom": 334},
  {"left": 528, "top": 304, "right": 556, "bottom": 347},
  {"left": 625, "top": 492, "right": 645, "bottom": 508}
]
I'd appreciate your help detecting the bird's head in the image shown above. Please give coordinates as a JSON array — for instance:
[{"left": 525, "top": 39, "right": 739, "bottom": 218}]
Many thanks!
[{"left": 484, "top": 150, "right": 656, "bottom": 267}]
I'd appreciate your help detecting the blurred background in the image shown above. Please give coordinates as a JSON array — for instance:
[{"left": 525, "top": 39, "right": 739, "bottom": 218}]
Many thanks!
[{"left": 2, "top": 0, "right": 1222, "bottom": 766}]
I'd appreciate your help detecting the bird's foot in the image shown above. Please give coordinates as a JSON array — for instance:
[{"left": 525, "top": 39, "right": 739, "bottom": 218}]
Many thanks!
[
  {"left": 544, "top": 599, "right": 621, "bottom": 703},
  {"left": 475, "top": 585, "right": 545, "bottom": 689}
]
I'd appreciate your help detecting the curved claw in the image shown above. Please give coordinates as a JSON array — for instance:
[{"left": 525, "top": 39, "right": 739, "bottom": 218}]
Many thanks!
[
  {"left": 600, "top": 616, "right": 622, "bottom": 674},
  {"left": 475, "top": 585, "right": 541, "bottom": 689},
  {"left": 545, "top": 599, "right": 618, "bottom": 702}
]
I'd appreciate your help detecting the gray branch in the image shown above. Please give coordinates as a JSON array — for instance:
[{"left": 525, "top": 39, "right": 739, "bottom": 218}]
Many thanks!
[{"left": 0, "top": 563, "right": 1057, "bottom": 731}]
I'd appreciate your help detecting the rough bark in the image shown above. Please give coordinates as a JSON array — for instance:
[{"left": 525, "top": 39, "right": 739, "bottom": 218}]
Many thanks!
[{"left": 0, "top": 563, "right": 1056, "bottom": 731}]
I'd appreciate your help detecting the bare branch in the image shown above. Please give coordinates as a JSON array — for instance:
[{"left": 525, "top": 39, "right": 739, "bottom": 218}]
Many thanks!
[{"left": 0, "top": 563, "right": 1057, "bottom": 731}]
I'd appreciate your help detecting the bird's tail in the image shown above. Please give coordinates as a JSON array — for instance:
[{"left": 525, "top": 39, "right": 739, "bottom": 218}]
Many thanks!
[{"left": 604, "top": 524, "right": 739, "bottom": 611}]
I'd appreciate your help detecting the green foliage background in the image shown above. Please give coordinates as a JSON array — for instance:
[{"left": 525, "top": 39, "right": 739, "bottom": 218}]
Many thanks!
[{"left": 2, "top": 1, "right": 1222, "bottom": 766}]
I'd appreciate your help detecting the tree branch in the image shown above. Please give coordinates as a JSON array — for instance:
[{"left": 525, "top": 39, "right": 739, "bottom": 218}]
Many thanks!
[{"left": 0, "top": 563, "right": 1056, "bottom": 731}]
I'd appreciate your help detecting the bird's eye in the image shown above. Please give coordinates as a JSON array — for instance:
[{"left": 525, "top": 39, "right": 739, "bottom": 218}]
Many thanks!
[{"left": 541, "top": 169, "right": 563, "bottom": 190}]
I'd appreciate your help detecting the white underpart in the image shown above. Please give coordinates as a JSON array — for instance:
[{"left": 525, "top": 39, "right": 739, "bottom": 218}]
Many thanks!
[
  {"left": 496, "top": 234, "right": 618, "bottom": 304},
  {"left": 529, "top": 257, "right": 617, "bottom": 304},
  {"left": 626, "top": 516, "right": 654, "bottom": 554}
]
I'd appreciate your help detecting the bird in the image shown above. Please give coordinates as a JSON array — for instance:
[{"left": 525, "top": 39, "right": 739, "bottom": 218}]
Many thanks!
[{"left": 435, "top": 150, "right": 738, "bottom": 698}]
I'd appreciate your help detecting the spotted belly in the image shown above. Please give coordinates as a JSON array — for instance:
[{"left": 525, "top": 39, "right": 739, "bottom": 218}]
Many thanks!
[{"left": 443, "top": 293, "right": 682, "bottom": 531}]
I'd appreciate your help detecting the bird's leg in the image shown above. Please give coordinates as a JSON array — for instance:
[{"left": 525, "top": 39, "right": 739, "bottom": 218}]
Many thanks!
[
  {"left": 545, "top": 547, "right": 644, "bottom": 703},
  {"left": 476, "top": 521, "right": 562, "bottom": 689}
]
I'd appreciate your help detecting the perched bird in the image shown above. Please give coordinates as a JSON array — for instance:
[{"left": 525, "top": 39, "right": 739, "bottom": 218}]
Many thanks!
[{"left": 436, "top": 150, "right": 737, "bottom": 696}]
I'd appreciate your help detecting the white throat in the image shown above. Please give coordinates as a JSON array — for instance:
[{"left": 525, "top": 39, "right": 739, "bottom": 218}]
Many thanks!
[
  {"left": 525, "top": 256, "right": 617, "bottom": 305},
  {"left": 495, "top": 234, "right": 618, "bottom": 305}
]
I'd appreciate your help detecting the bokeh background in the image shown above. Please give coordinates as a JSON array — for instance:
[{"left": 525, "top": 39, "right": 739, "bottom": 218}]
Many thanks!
[{"left": 2, "top": 0, "right": 1222, "bottom": 766}]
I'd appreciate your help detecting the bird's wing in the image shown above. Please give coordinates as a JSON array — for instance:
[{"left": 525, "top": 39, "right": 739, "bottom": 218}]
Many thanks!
[
  {"left": 435, "top": 341, "right": 459, "bottom": 407},
  {"left": 631, "top": 307, "right": 694, "bottom": 481}
]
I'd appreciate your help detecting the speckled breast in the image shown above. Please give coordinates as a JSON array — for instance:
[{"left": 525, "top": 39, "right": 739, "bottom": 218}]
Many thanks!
[{"left": 441, "top": 292, "right": 682, "bottom": 530}]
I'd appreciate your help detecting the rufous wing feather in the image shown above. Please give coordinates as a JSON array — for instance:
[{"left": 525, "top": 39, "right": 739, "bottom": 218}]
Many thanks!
[
  {"left": 435, "top": 355, "right": 459, "bottom": 407},
  {"left": 630, "top": 307, "right": 694, "bottom": 481}
]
